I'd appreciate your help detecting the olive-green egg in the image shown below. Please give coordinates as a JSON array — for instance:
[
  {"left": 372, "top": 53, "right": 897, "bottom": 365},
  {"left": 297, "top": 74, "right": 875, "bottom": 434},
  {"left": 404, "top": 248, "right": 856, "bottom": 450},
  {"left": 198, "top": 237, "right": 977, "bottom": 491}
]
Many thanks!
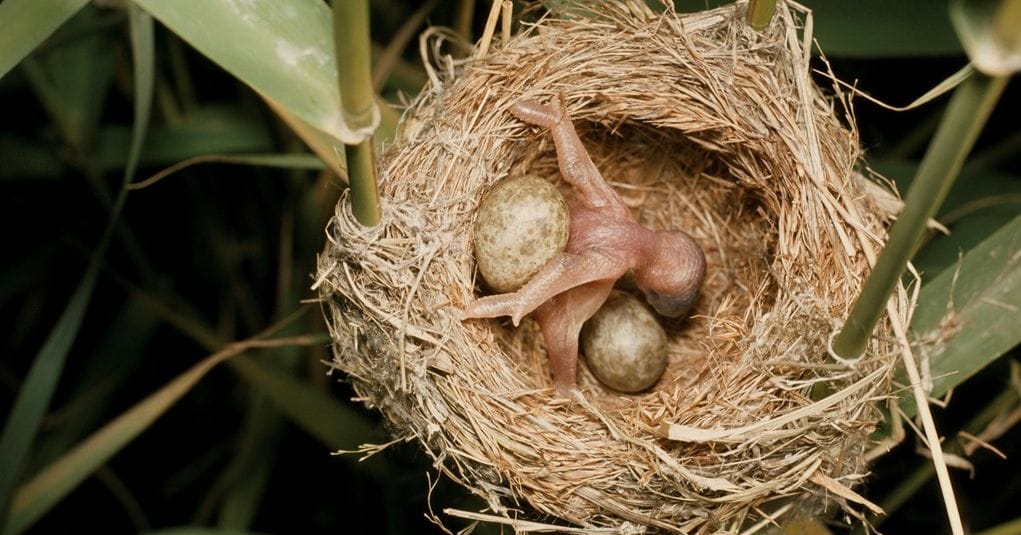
[
  {"left": 581, "top": 291, "right": 668, "bottom": 393},
  {"left": 473, "top": 175, "right": 570, "bottom": 293}
]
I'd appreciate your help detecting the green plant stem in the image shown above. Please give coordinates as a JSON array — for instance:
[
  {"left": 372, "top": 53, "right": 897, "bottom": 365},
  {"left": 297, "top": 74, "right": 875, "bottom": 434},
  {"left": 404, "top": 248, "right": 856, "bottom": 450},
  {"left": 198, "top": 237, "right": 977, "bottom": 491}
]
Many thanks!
[
  {"left": 746, "top": 0, "right": 776, "bottom": 30},
  {"left": 455, "top": 0, "right": 475, "bottom": 42},
  {"left": 832, "top": 71, "right": 1009, "bottom": 359},
  {"left": 333, "top": 0, "right": 381, "bottom": 226},
  {"left": 346, "top": 141, "right": 381, "bottom": 225}
]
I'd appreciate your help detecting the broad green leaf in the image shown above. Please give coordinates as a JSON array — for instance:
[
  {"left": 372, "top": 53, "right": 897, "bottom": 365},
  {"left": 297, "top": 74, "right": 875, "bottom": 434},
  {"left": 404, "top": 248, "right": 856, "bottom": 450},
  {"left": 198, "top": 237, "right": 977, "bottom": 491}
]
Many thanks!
[
  {"left": 951, "top": 0, "right": 1021, "bottom": 75},
  {"left": 901, "top": 214, "right": 1021, "bottom": 416},
  {"left": 131, "top": 0, "right": 377, "bottom": 145},
  {"left": 0, "top": 0, "right": 90, "bottom": 80},
  {"left": 261, "top": 93, "right": 347, "bottom": 179},
  {"left": 260, "top": 93, "right": 400, "bottom": 181},
  {"left": 873, "top": 159, "right": 1021, "bottom": 280},
  {"left": 913, "top": 202, "right": 1021, "bottom": 279},
  {"left": 2, "top": 335, "right": 318, "bottom": 534}
]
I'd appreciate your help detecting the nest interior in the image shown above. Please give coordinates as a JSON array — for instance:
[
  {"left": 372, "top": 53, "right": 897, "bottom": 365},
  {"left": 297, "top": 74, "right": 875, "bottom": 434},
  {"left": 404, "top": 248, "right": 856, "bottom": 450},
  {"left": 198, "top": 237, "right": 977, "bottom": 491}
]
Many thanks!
[{"left": 315, "top": 1, "right": 905, "bottom": 532}]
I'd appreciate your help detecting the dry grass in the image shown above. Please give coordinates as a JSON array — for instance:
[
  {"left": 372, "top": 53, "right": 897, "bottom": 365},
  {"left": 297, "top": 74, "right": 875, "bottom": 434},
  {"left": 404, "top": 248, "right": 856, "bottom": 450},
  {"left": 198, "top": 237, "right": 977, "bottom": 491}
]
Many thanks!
[{"left": 314, "top": 1, "right": 907, "bottom": 532}]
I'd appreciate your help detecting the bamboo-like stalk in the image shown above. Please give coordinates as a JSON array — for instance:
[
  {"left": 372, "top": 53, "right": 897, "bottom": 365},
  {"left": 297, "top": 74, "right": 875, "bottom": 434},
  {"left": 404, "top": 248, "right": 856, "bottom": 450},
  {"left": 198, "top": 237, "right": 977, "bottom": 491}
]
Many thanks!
[
  {"left": 746, "top": 0, "right": 776, "bottom": 30},
  {"left": 455, "top": 0, "right": 475, "bottom": 42},
  {"left": 345, "top": 141, "right": 378, "bottom": 223},
  {"left": 832, "top": 71, "right": 1009, "bottom": 360},
  {"left": 333, "top": 0, "right": 381, "bottom": 226}
]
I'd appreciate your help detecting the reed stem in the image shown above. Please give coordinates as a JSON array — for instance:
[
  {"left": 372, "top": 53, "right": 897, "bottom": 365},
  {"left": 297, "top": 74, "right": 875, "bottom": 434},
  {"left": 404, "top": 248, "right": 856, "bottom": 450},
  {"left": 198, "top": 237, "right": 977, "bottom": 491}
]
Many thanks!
[
  {"left": 333, "top": 0, "right": 381, "bottom": 226},
  {"left": 345, "top": 141, "right": 381, "bottom": 225},
  {"left": 832, "top": 71, "right": 1008, "bottom": 359},
  {"left": 746, "top": 0, "right": 776, "bottom": 30},
  {"left": 455, "top": 0, "right": 475, "bottom": 42}
]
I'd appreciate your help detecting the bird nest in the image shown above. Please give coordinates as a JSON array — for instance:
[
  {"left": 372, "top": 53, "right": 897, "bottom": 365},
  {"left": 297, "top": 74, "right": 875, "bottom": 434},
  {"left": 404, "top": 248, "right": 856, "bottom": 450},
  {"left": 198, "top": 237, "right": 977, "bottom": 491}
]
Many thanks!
[{"left": 315, "top": 1, "right": 906, "bottom": 532}]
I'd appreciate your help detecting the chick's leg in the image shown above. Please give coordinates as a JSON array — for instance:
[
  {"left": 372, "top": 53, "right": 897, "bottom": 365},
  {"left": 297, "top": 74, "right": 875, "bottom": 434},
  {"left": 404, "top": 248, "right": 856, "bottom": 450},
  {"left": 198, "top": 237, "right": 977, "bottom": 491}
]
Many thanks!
[
  {"left": 463, "top": 249, "right": 627, "bottom": 325},
  {"left": 510, "top": 100, "right": 627, "bottom": 216},
  {"left": 534, "top": 281, "right": 614, "bottom": 394}
]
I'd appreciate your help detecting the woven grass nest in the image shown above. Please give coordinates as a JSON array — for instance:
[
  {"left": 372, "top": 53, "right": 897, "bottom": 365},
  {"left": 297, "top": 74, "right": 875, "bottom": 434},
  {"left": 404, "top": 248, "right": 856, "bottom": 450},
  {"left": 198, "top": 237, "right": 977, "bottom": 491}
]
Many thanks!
[{"left": 315, "top": 1, "right": 909, "bottom": 532}]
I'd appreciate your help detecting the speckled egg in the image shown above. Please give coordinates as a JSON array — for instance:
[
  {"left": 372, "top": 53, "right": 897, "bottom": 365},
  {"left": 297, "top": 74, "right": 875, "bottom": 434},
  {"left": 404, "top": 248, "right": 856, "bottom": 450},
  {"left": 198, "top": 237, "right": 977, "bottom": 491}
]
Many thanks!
[
  {"left": 581, "top": 291, "right": 668, "bottom": 393},
  {"left": 473, "top": 175, "right": 570, "bottom": 293}
]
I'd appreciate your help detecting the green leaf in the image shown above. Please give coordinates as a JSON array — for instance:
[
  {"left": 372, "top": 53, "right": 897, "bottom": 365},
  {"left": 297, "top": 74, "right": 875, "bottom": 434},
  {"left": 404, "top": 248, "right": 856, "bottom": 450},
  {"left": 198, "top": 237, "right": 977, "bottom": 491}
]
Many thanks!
[
  {"left": 121, "top": 4, "right": 155, "bottom": 189},
  {"left": 913, "top": 201, "right": 1021, "bottom": 279},
  {"left": 0, "top": 258, "right": 102, "bottom": 527},
  {"left": 29, "top": 298, "right": 160, "bottom": 474},
  {"left": 901, "top": 214, "right": 1021, "bottom": 416},
  {"left": 131, "top": 0, "right": 376, "bottom": 145},
  {"left": 1, "top": 336, "right": 312, "bottom": 534},
  {"left": 872, "top": 158, "right": 1021, "bottom": 280},
  {"left": 215, "top": 394, "right": 281, "bottom": 529},
  {"left": 226, "top": 355, "right": 378, "bottom": 454},
  {"left": 0, "top": 8, "right": 155, "bottom": 531},
  {"left": 94, "top": 106, "right": 277, "bottom": 172},
  {"left": 19, "top": 7, "right": 117, "bottom": 152},
  {"left": 261, "top": 94, "right": 347, "bottom": 179},
  {"left": 216, "top": 350, "right": 301, "bottom": 529},
  {"left": 833, "top": 72, "right": 1008, "bottom": 359},
  {"left": 0, "top": 0, "right": 90, "bottom": 80}
]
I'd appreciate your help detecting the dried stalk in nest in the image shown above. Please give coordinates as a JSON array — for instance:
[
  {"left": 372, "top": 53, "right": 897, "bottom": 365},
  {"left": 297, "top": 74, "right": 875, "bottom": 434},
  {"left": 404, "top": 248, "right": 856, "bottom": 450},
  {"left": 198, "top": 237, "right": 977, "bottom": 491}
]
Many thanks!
[{"left": 314, "top": 1, "right": 907, "bottom": 532}]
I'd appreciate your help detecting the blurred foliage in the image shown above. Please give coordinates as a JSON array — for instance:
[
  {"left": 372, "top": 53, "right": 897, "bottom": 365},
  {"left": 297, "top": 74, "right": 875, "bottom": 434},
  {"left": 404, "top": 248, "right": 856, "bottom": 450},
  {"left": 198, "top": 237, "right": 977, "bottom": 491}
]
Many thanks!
[{"left": 0, "top": 1, "right": 1019, "bottom": 534}]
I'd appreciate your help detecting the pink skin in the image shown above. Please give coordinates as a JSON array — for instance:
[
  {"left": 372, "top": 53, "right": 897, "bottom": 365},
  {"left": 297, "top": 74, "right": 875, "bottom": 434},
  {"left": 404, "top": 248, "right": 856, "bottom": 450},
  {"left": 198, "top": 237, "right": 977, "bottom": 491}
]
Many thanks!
[{"left": 464, "top": 100, "right": 706, "bottom": 394}]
